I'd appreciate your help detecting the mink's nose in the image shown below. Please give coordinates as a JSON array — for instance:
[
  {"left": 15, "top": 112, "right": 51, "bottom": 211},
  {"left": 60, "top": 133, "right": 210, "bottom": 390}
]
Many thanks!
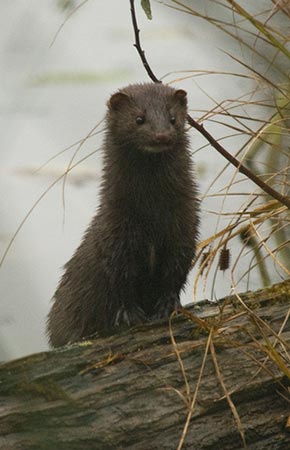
[{"left": 154, "top": 132, "right": 171, "bottom": 144}]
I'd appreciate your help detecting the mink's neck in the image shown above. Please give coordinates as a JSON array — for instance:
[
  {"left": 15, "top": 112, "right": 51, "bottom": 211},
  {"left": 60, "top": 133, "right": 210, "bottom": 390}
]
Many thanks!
[{"left": 99, "top": 134, "right": 191, "bottom": 210}]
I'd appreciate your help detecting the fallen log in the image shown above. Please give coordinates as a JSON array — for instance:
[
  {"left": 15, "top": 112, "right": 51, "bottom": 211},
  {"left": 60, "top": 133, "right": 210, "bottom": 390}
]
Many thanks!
[{"left": 1, "top": 280, "right": 290, "bottom": 449}]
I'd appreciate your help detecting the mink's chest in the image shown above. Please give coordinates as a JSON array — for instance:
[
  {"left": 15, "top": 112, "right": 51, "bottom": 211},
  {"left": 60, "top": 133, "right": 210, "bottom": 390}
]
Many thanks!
[{"left": 126, "top": 206, "right": 183, "bottom": 278}]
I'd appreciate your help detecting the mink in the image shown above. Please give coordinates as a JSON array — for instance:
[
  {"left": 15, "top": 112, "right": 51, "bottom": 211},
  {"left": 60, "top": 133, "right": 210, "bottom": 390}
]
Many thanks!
[{"left": 47, "top": 83, "right": 199, "bottom": 347}]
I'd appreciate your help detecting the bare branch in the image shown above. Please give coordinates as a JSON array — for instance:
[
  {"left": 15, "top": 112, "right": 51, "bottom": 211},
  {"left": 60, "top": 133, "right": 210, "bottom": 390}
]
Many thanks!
[
  {"left": 129, "top": 0, "right": 160, "bottom": 83},
  {"left": 186, "top": 114, "right": 290, "bottom": 210}
]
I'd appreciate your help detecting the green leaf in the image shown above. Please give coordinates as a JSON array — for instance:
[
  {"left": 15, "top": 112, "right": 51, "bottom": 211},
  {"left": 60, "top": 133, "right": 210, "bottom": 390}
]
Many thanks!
[{"left": 141, "top": 0, "right": 152, "bottom": 20}]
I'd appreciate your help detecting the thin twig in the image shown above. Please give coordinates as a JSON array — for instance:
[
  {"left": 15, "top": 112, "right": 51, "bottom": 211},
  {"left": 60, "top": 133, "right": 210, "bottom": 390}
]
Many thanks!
[{"left": 129, "top": 0, "right": 160, "bottom": 83}]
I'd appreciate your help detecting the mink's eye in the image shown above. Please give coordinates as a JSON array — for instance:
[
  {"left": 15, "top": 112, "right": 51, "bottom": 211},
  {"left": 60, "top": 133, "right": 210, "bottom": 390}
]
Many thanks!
[
  {"left": 170, "top": 116, "right": 176, "bottom": 124},
  {"left": 136, "top": 116, "right": 145, "bottom": 125}
]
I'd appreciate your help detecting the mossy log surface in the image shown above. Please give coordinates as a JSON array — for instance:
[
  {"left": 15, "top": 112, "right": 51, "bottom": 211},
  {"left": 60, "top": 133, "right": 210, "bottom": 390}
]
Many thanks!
[{"left": 1, "top": 280, "right": 290, "bottom": 450}]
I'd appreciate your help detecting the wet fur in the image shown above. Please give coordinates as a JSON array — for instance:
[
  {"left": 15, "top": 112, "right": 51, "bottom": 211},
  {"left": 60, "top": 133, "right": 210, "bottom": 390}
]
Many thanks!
[{"left": 47, "top": 83, "right": 199, "bottom": 347}]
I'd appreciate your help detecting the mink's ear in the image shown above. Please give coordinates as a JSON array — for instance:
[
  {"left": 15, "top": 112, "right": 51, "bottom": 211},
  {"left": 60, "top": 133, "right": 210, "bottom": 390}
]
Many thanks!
[
  {"left": 108, "top": 92, "right": 130, "bottom": 111},
  {"left": 174, "top": 89, "right": 187, "bottom": 106}
]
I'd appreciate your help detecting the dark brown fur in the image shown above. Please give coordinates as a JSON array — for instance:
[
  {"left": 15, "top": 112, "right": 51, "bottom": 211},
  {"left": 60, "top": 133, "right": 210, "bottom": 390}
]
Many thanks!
[{"left": 47, "top": 83, "right": 199, "bottom": 347}]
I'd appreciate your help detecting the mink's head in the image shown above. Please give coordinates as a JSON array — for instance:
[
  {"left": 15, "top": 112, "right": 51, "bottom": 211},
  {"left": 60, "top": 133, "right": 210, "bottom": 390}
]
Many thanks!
[{"left": 106, "top": 83, "right": 188, "bottom": 154}]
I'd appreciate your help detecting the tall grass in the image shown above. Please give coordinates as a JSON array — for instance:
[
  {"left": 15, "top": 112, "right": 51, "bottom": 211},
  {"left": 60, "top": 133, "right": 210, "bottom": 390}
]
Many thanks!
[{"left": 166, "top": 0, "right": 290, "bottom": 292}]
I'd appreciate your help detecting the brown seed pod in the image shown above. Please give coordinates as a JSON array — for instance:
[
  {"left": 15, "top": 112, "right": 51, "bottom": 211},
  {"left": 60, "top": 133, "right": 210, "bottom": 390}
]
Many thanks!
[{"left": 219, "top": 247, "right": 231, "bottom": 271}]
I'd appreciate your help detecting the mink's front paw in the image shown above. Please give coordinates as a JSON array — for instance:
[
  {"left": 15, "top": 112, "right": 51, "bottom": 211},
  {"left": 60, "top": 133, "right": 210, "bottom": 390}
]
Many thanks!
[
  {"left": 153, "top": 293, "right": 181, "bottom": 319},
  {"left": 113, "top": 303, "right": 147, "bottom": 328}
]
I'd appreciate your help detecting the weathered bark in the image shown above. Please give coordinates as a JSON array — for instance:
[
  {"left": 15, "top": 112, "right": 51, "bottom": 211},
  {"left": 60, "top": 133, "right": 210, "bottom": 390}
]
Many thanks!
[{"left": 0, "top": 280, "right": 290, "bottom": 450}]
